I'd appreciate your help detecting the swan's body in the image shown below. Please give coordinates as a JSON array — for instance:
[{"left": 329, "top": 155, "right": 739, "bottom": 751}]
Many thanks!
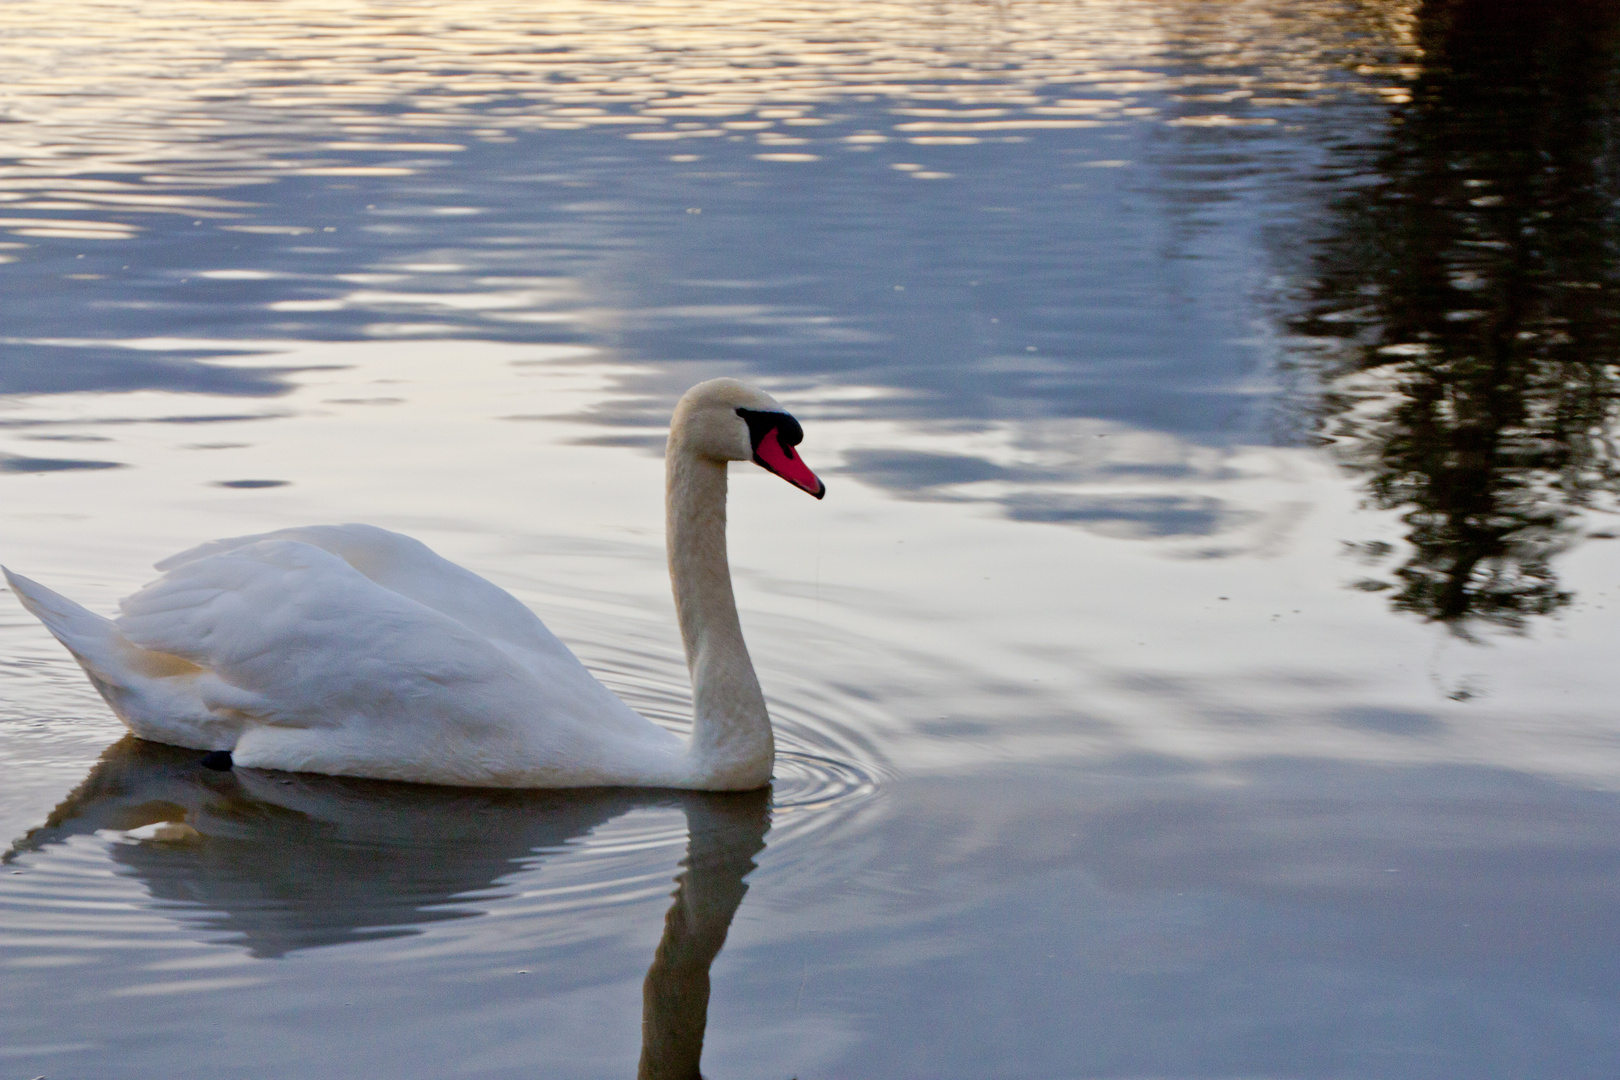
[{"left": 2, "top": 379, "right": 824, "bottom": 791}]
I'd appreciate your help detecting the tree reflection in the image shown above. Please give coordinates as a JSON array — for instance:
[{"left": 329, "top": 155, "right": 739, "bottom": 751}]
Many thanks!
[
  {"left": 1294, "top": 0, "right": 1620, "bottom": 629},
  {"left": 5, "top": 737, "right": 769, "bottom": 1077}
]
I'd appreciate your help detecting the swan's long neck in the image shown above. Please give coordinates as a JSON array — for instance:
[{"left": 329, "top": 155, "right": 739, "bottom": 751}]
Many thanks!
[{"left": 666, "top": 439, "right": 773, "bottom": 790}]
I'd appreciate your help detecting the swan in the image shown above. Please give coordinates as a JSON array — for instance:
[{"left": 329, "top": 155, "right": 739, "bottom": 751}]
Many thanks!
[{"left": 2, "top": 378, "right": 825, "bottom": 791}]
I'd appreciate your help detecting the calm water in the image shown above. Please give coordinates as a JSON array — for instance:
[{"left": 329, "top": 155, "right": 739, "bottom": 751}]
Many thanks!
[{"left": 4, "top": 1, "right": 1620, "bottom": 1076}]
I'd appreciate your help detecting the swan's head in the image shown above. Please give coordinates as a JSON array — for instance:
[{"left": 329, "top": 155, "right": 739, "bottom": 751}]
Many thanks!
[{"left": 672, "top": 378, "right": 825, "bottom": 499}]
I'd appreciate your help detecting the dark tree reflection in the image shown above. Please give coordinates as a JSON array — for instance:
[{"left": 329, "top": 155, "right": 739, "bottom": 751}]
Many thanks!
[{"left": 1294, "top": 0, "right": 1620, "bottom": 630}]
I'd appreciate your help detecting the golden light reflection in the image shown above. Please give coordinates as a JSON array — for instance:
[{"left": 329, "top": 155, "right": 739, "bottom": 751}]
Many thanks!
[{"left": 0, "top": 0, "right": 1420, "bottom": 238}]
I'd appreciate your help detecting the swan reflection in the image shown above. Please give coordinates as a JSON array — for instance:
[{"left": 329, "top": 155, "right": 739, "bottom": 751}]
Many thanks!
[{"left": 6, "top": 736, "right": 769, "bottom": 1078}]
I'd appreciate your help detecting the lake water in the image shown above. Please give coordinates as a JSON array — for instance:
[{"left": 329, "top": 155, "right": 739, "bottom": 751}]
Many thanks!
[{"left": 4, "top": 1, "right": 1620, "bottom": 1076}]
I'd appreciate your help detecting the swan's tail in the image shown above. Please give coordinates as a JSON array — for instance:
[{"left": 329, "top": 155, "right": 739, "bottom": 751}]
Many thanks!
[
  {"left": 2, "top": 568, "right": 226, "bottom": 750},
  {"left": 2, "top": 567, "right": 126, "bottom": 678}
]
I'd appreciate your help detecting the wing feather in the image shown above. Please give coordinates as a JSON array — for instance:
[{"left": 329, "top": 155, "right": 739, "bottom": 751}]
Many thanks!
[
  {"left": 156, "top": 524, "right": 573, "bottom": 664},
  {"left": 119, "top": 540, "right": 535, "bottom": 730},
  {"left": 112, "top": 528, "right": 673, "bottom": 782}
]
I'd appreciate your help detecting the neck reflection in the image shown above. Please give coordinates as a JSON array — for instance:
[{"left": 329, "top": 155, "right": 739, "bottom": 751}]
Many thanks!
[
  {"left": 7, "top": 736, "right": 771, "bottom": 1076},
  {"left": 639, "top": 789, "right": 769, "bottom": 1080}
]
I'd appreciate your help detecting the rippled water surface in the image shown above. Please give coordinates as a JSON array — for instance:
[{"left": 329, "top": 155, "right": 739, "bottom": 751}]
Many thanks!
[{"left": 5, "top": 1, "right": 1620, "bottom": 1077}]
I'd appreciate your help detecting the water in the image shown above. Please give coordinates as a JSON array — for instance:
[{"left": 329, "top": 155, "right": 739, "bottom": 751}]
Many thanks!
[{"left": 3, "top": 1, "right": 1620, "bottom": 1075}]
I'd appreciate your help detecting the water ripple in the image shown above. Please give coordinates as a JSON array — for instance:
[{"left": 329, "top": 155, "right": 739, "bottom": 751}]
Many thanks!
[{"left": 0, "top": 0, "right": 1418, "bottom": 242}]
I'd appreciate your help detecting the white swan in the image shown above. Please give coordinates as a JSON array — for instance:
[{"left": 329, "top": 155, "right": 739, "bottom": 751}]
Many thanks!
[{"left": 2, "top": 378, "right": 825, "bottom": 791}]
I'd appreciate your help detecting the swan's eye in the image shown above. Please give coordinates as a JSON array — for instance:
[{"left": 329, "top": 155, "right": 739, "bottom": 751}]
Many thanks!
[{"left": 735, "top": 407, "right": 803, "bottom": 450}]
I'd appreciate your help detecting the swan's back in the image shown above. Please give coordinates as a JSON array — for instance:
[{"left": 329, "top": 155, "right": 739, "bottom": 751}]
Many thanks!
[{"left": 157, "top": 525, "right": 561, "bottom": 659}]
